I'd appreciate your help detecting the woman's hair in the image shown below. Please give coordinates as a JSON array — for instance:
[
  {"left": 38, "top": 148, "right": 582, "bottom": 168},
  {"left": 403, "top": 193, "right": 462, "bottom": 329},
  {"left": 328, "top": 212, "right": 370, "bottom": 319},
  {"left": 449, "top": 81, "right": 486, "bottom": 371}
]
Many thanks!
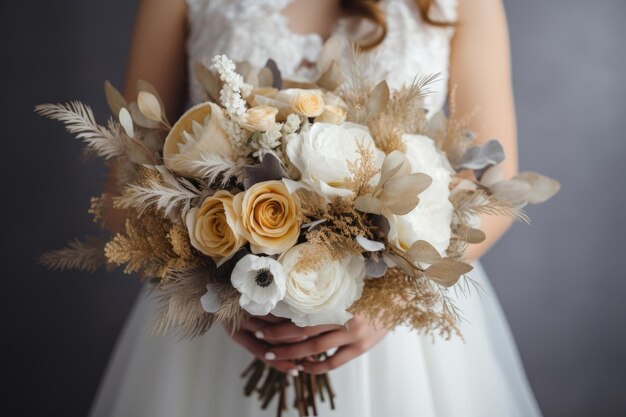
[{"left": 340, "top": 0, "right": 452, "bottom": 50}]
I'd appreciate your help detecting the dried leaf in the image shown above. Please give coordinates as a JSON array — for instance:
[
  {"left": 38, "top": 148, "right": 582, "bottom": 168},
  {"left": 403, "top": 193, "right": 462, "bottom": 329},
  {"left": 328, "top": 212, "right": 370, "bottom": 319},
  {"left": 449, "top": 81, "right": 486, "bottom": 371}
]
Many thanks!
[
  {"left": 137, "top": 80, "right": 167, "bottom": 121},
  {"left": 118, "top": 108, "right": 134, "bottom": 138},
  {"left": 356, "top": 236, "right": 385, "bottom": 252},
  {"left": 490, "top": 179, "right": 531, "bottom": 203},
  {"left": 194, "top": 62, "right": 221, "bottom": 102},
  {"left": 426, "top": 259, "right": 473, "bottom": 287},
  {"left": 406, "top": 240, "right": 442, "bottom": 265},
  {"left": 366, "top": 80, "right": 390, "bottom": 118},
  {"left": 456, "top": 226, "right": 486, "bottom": 244},
  {"left": 379, "top": 173, "right": 431, "bottom": 215},
  {"left": 480, "top": 165, "right": 504, "bottom": 187},
  {"left": 264, "top": 59, "right": 282, "bottom": 89},
  {"left": 317, "top": 61, "right": 344, "bottom": 91},
  {"left": 514, "top": 172, "right": 561, "bottom": 204},
  {"left": 378, "top": 151, "right": 412, "bottom": 187},
  {"left": 258, "top": 67, "right": 274, "bottom": 88},
  {"left": 354, "top": 195, "right": 384, "bottom": 214},
  {"left": 317, "top": 36, "right": 342, "bottom": 74},
  {"left": 137, "top": 91, "right": 162, "bottom": 122},
  {"left": 104, "top": 80, "right": 127, "bottom": 117}
]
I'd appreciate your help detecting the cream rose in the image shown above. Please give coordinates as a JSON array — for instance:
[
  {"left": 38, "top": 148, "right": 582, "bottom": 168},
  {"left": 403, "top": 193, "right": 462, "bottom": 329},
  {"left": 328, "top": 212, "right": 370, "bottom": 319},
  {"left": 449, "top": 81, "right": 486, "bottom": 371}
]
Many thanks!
[
  {"left": 185, "top": 190, "right": 245, "bottom": 261},
  {"left": 278, "top": 89, "right": 325, "bottom": 117},
  {"left": 240, "top": 105, "right": 279, "bottom": 132},
  {"left": 233, "top": 180, "right": 301, "bottom": 255},
  {"left": 286, "top": 122, "right": 385, "bottom": 196},
  {"left": 387, "top": 134, "right": 454, "bottom": 255},
  {"left": 271, "top": 243, "right": 366, "bottom": 327},
  {"left": 314, "top": 105, "right": 347, "bottom": 124}
]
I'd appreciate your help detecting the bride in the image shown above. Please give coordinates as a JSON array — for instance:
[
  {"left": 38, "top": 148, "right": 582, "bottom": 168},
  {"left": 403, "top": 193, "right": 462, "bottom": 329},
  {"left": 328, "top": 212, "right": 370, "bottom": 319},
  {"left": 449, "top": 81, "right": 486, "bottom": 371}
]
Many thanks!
[{"left": 91, "top": 0, "right": 542, "bottom": 416}]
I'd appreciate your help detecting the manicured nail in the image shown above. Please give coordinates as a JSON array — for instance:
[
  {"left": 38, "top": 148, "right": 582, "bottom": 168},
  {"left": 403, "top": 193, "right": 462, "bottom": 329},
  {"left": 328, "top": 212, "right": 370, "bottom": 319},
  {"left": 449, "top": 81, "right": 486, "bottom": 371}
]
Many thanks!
[
  {"left": 288, "top": 368, "right": 299, "bottom": 377},
  {"left": 254, "top": 330, "right": 264, "bottom": 339},
  {"left": 296, "top": 365, "right": 304, "bottom": 371},
  {"left": 265, "top": 352, "right": 276, "bottom": 360}
]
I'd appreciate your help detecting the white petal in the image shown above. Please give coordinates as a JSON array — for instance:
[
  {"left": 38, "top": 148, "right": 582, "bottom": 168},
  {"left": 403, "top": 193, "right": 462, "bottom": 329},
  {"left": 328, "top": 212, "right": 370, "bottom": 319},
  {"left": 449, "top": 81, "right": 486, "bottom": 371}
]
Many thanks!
[{"left": 200, "top": 283, "right": 221, "bottom": 313}]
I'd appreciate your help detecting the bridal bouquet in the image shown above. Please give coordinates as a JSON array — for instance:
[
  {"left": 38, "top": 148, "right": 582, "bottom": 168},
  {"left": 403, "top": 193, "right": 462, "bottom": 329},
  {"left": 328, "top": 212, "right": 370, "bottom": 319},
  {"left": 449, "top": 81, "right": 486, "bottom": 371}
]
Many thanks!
[{"left": 39, "top": 38, "right": 559, "bottom": 416}]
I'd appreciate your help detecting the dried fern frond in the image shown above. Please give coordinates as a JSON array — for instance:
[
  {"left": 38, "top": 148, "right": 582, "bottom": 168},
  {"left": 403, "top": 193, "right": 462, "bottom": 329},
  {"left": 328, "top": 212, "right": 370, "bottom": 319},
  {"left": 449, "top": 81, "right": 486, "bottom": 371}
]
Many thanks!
[
  {"left": 451, "top": 189, "right": 529, "bottom": 224},
  {"left": 149, "top": 268, "right": 246, "bottom": 338},
  {"left": 351, "top": 268, "right": 459, "bottom": 339},
  {"left": 35, "top": 102, "right": 127, "bottom": 159},
  {"left": 39, "top": 238, "right": 105, "bottom": 273},
  {"left": 114, "top": 166, "right": 201, "bottom": 218},
  {"left": 104, "top": 210, "right": 195, "bottom": 279}
]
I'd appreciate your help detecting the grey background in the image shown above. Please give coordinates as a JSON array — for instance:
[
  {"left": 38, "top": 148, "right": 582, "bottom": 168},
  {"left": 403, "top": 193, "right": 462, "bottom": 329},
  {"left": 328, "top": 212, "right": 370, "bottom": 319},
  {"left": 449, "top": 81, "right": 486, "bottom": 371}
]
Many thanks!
[{"left": 1, "top": 0, "right": 624, "bottom": 416}]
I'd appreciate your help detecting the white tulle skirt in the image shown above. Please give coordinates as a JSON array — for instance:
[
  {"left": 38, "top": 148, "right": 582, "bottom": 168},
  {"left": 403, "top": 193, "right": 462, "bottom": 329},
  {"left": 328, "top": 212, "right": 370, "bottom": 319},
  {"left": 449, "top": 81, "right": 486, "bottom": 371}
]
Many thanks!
[{"left": 90, "top": 262, "right": 542, "bottom": 417}]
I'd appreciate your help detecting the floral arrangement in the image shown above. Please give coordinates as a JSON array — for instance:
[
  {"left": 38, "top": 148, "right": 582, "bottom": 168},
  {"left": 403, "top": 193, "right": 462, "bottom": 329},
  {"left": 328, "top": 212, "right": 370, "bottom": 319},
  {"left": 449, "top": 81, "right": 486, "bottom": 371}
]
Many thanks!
[{"left": 38, "top": 38, "right": 559, "bottom": 416}]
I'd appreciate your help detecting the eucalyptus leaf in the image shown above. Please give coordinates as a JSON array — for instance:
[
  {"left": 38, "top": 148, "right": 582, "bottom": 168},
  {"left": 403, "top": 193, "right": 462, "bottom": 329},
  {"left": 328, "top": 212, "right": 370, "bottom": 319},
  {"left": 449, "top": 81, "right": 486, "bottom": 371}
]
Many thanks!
[
  {"left": 356, "top": 236, "right": 385, "bottom": 252},
  {"left": 456, "top": 226, "right": 486, "bottom": 244},
  {"left": 366, "top": 80, "right": 390, "bottom": 117},
  {"left": 514, "top": 172, "right": 561, "bottom": 204},
  {"left": 385, "top": 196, "right": 420, "bottom": 216},
  {"left": 490, "top": 179, "right": 531, "bottom": 202},
  {"left": 354, "top": 196, "right": 384, "bottom": 215},
  {"left": 104, "top": 81, "right": 127, "bottom": 117},
  {"left": 425, "top": 259, "right": 473, "bottom": 287},
  {"left": 385, "top": 252, "right": 417, "bottom": 277},
  {"left": 378, "top": 172, "right": 433, "bottom": 204},
  {"left": 365, "top": 255, "right": 388, "bottom": 278},
  {"left": 406, "top": 240, "right": 441, "bottom": 264},
  {"left": 456, "top": 139, "right": 505, "bottom": 171},
  {"left": 480, "top": 165, "right": 504, "bottom": 187},
  {"left": 243, "top": 153, "right": 283, "bottom": 189},
  {"left": 129, "top": 102, "right": 160, "bottom": 129},
  {"left": 378, "top": 151, "right": 412, "bottom": 187}
]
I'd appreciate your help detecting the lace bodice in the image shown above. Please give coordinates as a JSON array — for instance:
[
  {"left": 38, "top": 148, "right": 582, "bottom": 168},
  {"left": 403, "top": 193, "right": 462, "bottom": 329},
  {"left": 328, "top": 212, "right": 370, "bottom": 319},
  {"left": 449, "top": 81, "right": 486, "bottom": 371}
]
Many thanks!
[{"left": 186, "top": 0, "right": 457, "bottom": 113}]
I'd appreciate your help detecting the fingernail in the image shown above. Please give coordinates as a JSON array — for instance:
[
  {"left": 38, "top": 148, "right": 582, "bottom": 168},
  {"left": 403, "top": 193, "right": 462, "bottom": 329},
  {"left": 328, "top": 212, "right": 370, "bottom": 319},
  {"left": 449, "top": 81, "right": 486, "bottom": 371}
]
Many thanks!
[
  {"left": 254, "top": 330, "right": 264, "bottom": 339},
  {"left": 265, "top": 352, "right": 276, "bottom": 360},
  {"left": 296, "top": 365, "right": 304, "bottom": 371},
  {"left": 288, "top": 368, "right": 299, "bottom": 377}
]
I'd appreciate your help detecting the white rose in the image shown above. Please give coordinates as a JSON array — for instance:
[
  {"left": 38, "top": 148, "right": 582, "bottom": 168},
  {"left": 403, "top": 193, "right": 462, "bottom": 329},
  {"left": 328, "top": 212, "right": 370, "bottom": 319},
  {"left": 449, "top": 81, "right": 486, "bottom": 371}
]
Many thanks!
[
  {"left": 271, "top": 244, "right": 366, "bottom": 326},
  {"left": 286, "top": 122, "right": 385, "bottom": 196},
  {"left": 231, "top": 254, "right": 287, "bottom": 316},
  {"left": 387, "top": 134, "right": 454, "bottom": 255}
]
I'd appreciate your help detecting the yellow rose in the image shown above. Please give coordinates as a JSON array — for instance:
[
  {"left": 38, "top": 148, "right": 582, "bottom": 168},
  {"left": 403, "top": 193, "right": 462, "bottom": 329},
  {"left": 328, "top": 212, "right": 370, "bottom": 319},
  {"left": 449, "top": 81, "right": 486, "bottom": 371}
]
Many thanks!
[
  {"left": 278, "top": 89, "right": 325, "bottom": 118},
  {"left": 185, "top": 190, "right": 245, "bottom": 261},
  {"left": 234, "top": 180, "right": 301, "bottom": 255},
  {"left": 240, "top": 105, "right": 279, "bottom": 132},
  {"left": 314, "top": 105, "right": 347, "bottom": 124}
]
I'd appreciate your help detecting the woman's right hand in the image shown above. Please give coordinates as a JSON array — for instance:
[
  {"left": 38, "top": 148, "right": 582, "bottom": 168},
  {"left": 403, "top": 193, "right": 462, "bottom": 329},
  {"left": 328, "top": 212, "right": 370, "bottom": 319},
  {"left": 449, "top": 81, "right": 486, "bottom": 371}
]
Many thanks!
[{"left": 223, "top": 315, "right": 304, "bottom": 375}]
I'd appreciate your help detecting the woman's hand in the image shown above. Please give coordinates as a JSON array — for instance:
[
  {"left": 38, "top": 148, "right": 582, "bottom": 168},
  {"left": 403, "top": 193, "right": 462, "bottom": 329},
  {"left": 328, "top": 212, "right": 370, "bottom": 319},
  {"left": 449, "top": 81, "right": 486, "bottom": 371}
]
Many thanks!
[
  {"left": 258, "top": 314, "right": 388, "bottom": 375},
  {"left": 224, "top": 315, "right": 301, "bottom": 375}
]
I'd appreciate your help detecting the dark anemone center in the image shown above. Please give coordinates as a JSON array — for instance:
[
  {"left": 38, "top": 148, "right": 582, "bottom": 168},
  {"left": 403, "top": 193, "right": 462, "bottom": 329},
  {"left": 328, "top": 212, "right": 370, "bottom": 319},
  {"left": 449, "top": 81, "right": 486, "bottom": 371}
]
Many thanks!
[{"left": 255, "top": 268, "right": 274, "bottom": 288}]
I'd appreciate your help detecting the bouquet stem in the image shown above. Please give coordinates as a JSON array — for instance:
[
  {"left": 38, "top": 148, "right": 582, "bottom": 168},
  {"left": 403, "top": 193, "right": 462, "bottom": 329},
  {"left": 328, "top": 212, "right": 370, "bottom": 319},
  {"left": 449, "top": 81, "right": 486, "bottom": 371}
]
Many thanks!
[{"left": 242, "top": 357, "right": 335, "bottom": 417}]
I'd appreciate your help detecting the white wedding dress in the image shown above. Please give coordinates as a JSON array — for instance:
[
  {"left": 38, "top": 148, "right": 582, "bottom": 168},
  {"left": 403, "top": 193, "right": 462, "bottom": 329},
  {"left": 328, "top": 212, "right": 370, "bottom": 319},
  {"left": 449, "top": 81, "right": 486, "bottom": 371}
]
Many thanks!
[{"left": 90, "top": 1, "right": 543, "bottom": 416}]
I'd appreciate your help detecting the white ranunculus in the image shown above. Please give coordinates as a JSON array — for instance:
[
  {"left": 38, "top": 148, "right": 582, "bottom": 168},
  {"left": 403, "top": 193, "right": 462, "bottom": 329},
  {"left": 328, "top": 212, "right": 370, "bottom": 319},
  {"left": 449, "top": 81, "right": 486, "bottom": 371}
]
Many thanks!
[
  {"left": 286, "top": 122, "right": 385, "bottom": 197},
  {"left": 231, "top": 254, "right": 286, "bottom": 316},
  {"left": 271, "top": 243, "right": 366, "bottom": 327},
  {"left": 387, "top": 134, "right": 454, "bottom": 255}
]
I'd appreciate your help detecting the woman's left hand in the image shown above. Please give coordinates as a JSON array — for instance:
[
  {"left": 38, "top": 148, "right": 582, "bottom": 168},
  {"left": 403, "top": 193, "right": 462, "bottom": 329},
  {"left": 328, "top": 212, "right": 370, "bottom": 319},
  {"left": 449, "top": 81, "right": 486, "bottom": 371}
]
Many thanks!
[{"left": 257, "top": 314, "right": 388, "bottom": 375}]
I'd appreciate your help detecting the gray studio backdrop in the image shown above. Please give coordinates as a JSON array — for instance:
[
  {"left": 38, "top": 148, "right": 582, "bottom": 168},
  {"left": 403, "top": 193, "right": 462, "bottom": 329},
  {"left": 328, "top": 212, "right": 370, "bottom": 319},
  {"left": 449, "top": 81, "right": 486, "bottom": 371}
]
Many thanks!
[{"left": 1, "top": 1, "right": 624, "bottom": 416}]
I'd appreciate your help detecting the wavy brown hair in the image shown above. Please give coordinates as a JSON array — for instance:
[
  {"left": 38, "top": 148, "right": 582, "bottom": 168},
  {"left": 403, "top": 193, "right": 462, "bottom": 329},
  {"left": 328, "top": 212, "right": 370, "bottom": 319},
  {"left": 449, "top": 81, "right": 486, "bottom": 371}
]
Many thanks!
[{"left": 340, "top": 0, "right": 453, "bottom": 50}]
